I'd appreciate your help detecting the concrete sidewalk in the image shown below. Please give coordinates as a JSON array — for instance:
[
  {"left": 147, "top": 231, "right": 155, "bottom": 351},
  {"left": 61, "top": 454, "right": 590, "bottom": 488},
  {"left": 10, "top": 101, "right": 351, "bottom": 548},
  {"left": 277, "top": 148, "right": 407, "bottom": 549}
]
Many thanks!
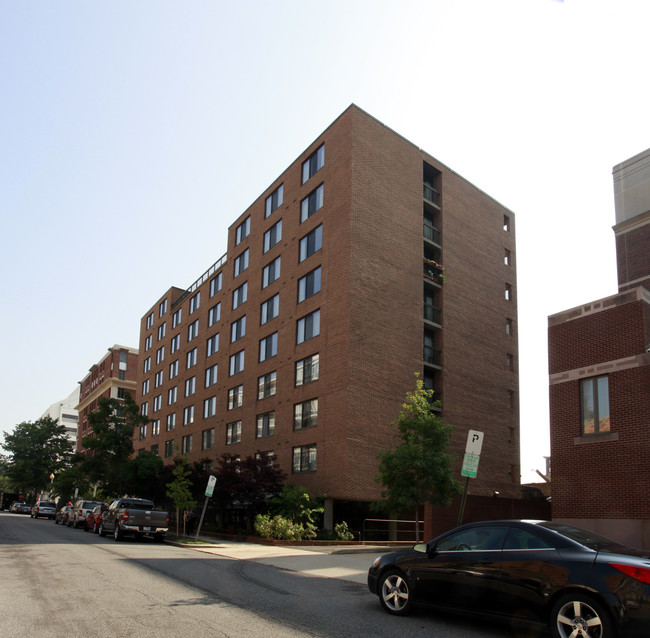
[{"left": 168, "top": 538, "right": 398, "bottom": 585}]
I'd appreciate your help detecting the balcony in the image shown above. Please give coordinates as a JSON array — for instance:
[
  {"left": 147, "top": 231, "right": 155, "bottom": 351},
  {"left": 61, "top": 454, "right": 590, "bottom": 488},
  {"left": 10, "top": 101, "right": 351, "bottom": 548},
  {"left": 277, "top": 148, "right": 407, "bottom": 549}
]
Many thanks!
[
  {"left": 424, "top": 344, "right": 442, "bottom": 367},
  {"left": 423, "top": 183, "right": 440, "bottom": 207},
  {"left": 423, "top": 258, "right": 445, "bottom": 284},
  {"left": 424, "top": 304, "right": 442, "bottom": 325},
  {"left": 423, "top": 221, "right": 441, "bottom": 245}
]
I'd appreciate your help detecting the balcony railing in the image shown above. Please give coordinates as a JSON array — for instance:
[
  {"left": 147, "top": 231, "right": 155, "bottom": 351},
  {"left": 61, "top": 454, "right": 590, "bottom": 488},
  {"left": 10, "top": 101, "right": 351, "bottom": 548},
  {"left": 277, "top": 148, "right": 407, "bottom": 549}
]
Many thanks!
[
  {"left": 423, "top": 183, "right": 440, "bottom": 206},
  {"left": 424, "top": 345, "right": 441, "bottom": 366},
  {"left": 423, "top": 258, "right": 444, "bottom": 284},
  {"left": 423, "top": 222, "right": 441, "bottom": 245},
  {"left": 424, "top": 305, "right": 442, "bottom": 324}
]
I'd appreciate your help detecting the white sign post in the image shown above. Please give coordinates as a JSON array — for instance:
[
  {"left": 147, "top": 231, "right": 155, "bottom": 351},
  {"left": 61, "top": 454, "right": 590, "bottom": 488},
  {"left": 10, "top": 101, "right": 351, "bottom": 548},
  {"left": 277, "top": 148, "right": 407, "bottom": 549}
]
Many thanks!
[
  {"left": 458, "top": 431, "right": 484, "bottom": 526},
  {"left": 195, "top": 475, "right": 217, "bottom": 540}
]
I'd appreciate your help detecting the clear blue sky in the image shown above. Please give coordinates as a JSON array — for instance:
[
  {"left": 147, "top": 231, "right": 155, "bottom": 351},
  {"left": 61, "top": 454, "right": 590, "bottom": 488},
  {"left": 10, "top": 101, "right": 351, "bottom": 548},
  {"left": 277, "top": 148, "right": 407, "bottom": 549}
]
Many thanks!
[{"left": 1, "top": 0, "right": 647, "bottom": 482}]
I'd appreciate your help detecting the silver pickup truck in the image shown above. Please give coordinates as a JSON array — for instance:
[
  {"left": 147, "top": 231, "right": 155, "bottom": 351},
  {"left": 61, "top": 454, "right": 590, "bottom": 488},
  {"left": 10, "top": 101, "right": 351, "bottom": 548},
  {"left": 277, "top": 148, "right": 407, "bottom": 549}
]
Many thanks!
[{"left": 98, "top": 497, "right": 168, "bottom": 542}]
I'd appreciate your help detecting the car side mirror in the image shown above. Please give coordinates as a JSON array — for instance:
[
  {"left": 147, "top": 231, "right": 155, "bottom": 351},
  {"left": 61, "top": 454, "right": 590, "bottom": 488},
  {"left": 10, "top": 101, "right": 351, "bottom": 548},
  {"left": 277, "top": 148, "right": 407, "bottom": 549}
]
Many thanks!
[{"left": 414, "top": 543, "right": 428, "bottom": 554}]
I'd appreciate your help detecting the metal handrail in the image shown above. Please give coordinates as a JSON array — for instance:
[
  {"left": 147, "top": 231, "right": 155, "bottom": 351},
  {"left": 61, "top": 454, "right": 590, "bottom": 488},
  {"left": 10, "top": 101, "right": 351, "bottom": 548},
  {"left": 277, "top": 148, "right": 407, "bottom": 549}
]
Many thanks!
[{"left": 362, "top": 518, "right": 425, "bottom": 542}]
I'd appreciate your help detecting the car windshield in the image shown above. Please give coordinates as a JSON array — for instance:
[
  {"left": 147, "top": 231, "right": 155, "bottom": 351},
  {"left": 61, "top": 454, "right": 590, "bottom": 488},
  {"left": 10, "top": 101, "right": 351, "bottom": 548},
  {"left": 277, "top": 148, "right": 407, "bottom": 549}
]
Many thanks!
[
  {"left": 40, "top": 502, "right": 56, "bottom": 508},
  {"left": 539, "top": 522, "right": 625, "bottom": 550}
]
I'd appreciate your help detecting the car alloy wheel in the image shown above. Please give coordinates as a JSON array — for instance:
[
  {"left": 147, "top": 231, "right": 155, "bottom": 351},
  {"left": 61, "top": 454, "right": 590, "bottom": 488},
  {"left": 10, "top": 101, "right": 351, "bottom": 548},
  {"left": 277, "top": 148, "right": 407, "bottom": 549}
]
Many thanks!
[
  {"left": 551, "top": 593, "right": 613, "bottom": 638},
  {"left": 379, "top": 570, "right": 412, "bottom": 615},
  {"left": 98, "top": 523, "right": 106, "bottom": 537},
  {"left": 114, "top": 525, "right": 123, "bottom": 542}
]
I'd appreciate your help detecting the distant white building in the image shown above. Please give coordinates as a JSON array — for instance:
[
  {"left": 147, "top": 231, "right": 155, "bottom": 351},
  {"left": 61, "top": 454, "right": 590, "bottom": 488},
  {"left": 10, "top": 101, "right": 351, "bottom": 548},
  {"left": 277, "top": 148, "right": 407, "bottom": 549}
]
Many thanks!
[{"left": 41, "top": 387, "right": 80, "bottom": 451}]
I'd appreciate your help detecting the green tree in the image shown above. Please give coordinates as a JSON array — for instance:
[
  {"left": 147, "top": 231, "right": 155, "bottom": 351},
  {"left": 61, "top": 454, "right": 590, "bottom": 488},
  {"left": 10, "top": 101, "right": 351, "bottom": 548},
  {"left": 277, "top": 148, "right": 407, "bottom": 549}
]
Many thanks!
[
  {"left": 81, "top": 393, "right": 149, "bottom": 496},
  {"left": 165, "top": 456, "right": 196, "bottom": 536},
  {"left": 2, "top": 417, "right": 73, "bottom": 501},
  {"left": 375, "top": 377, "right": 460, "bottom": 541}
]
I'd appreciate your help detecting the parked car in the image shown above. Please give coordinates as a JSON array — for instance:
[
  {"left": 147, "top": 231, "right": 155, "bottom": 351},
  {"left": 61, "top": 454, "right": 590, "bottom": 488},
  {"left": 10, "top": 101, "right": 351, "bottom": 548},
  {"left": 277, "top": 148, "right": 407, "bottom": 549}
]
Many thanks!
[
  {"left": 368, "top": 519, "right": 650, "bottom": 638},
  {"left": 31, "top": 500, "right": 57, "bottom": 519},
  {"left": 69, "top": 500, "right": 103, "bottom": 528},
  {"left": 84, "top": 504, "right": 108, "bottom": 533},
  {"left": 99, "top": 497, "right": 168, "bottom": 542},
  {"left": 55, "top": 505, "right": 73, "bottom": 525},
  {"left": 10, "top": 501, "right": 31, "bottom": 514}
]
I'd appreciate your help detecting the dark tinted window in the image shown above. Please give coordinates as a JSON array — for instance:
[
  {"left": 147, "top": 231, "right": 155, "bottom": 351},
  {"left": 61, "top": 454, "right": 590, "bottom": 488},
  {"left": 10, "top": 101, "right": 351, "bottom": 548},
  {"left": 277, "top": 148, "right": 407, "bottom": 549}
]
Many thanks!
[{"left": 504, "top": 528, "right": 553, "bottom": 550}]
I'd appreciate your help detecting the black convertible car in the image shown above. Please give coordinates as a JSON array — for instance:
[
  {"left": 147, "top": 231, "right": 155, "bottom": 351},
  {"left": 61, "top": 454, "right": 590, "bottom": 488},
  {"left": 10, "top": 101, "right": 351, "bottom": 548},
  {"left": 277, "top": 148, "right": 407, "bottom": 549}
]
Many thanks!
[{"left": 367, "top": 520, "right": 650, "bottom": 637}]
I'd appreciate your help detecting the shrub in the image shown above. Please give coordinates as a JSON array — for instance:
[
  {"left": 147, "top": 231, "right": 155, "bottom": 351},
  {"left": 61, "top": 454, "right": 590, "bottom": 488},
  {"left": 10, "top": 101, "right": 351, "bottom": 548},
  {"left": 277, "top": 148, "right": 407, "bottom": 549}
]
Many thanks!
[
  {"left": 334, "top": 521, "right": 355, "bottom": 541},
  {"left": 254, "top": 513, "right": 317, "bottom": 540}
]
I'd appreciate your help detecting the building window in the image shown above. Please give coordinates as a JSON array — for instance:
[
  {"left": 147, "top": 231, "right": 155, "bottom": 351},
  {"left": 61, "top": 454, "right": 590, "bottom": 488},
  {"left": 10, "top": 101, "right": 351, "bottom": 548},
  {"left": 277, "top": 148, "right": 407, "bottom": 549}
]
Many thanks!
[
  {"left": 298, "top": 267, "right": 321, "bottom": 303},
  {"left": 228, "top": 385, "right": 243, "bottom": 410},
  {"left": 207, "top": 333, "right": 220, "bottom": 357},
  {"left": 256, "top": 412, "right": 275, "bottom": 438},
  {"left": 505, "top": 283, "right": 513, "bottom": 302},
  {"left": 233, "top": 282, "right": 248, "bottom": 309},
  {"left": 168, "top": 386, "right": 177, "bottom": 405},
  {"left": 260, "top": 294, "right": 279, "bottom": 325},
  {"left": 142, "top": 379, "right": 150, "bottom": 395},
  {"left": 189, "top": 292, "right": 201, "bottom": 314},
  {"left": 143, "top": 357, "right": 151, "bottom": 373},
  {"left": 153, "top": 395, "right": 162, "bottom": 412},
  {"left": 231, "top": 316, "right": 246, "bottom": 343},
  {"left": 259, "top": 332, "right": 278, "bottom": 362},
  {"left": 208, "top": 303, "right": 221, "bottom": 327},
  {"left": 117, "top": 387, "right": 126, "bottom": 399},
  {"left": 139, "top": 424, "right": 147, "bottom": 441},
  {"left": 154, "top": 370, "right": 164, "bottom": 388},
  {"left": 141, "top": 402, "right": 149, "bottom": 417},
  {"left": 181, "top": 434, "right": 192, "bottom": 454},
  {"left": 255, "top": 450, "right": 275, "bottom": 468},
  {"left": 186, "top": 347, "right": 197, "bottom": 369},
  {"left": 258, "top": 371, "right": 277, "bottom": 399},
  {"left": 203, "top": 396, "right": 217, "bottom": 419},
  {"left": 150, "top": 444, "right": 159, "bottom": 456},
  {"left": 202, "top": 428, "right": 215, "bottom": 450},
  {"left": 166, "top": 413, "right": 176, "bottom": 431},
  {"left": 164, "top": 440, "right": 174, "bottom": 458},
  {"left": 234, "top": 248, "right": 249, "bottom": 277},
  {"left": 229, "top": 350, "right": 245, "bottom": 376},
  {"left": 297, "top": 309, "right": 320, "bottom": 344},
  {"left": 157, "top": 322, "right": 166, "bottom": 341},
  {"left": 170, "top": 334, "right": 180, "bottom": 354},
  {"left": 159, "top": 298, "right": 167, "bottom": 317},
  {"left": 293, "top": 444, "right": 317, "bottom": 473},
  {"left": 294, "top": 399, "right": 318, "bottom": 430},
  {"left": 169, "top": 359, "right": 179, "bottom": 379},
  {"left": 188, "top": 319, "right": 199, "bottom": 341},
  {"left": 226, "top": 421, "right": 242, "bottom": 445},
  {"left": 209, "top": 273, "right": 222, "bottom": 297},
  {"left": 235, "top": 217, "right": 250, "bottom": 245},
  {"left": 265, "top": 184, "right": 283, "bottom": 218},
  {"left": 172, "top": 308, "right": 182, "bottom": 328},
  {"left": 504, "top": 248, "right": 512, "bottom": 266},
  {"left": 156, "top": 346, "right": 165, "bottom": 364},
  {"left": 302, "top": 145, "right": 324, "bottom": 184},
  {"left": 506, "top": 353, "right": 514, "bottom": 371},
  {"left": 262, "top": 256, "right": 281, "bottom": 288},
  {"left": 205, "top": 363, "right": 218, "bottom": 388},
  {"left": 146, "top": 312, "right": 154, "bottom": 329},
  {"left": 263, "top": 219, "right": 283, "bottom": 253},
  {"left": 580, "top": 376, "right": 610, "bottom": 435},
  {"left": 506, "top": 318, "right": 514, "bottom": 336},
  {"left": 295, "top": 353, "right": 319, "bottom": 386},
  {"left": 300, "top": 184, "right": 324, "bottom": 222},
  {"left": 299, "top": 225, "right": 322, "bottom": 262},
  {"left": 183, "top": 405, "right": 194, "bottom": 426},
  {"left": 151, "top": 420, "right": 160, "bottom": 436},
  {"left": 503, "top": 214, "right": 510, "bottom": 232},
  {"left": 145, "top": 335, "right": 153, "bottom": 351},
  {"left": 184, "top": 376, "right": 196, "bottom": 398}
]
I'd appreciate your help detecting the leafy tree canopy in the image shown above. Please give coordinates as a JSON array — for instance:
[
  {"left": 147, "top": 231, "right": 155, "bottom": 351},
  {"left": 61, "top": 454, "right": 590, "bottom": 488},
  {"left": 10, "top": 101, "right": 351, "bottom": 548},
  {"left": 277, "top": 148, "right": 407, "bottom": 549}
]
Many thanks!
[
  {"left": 2, "top": 417, "right": 73, "bottom": 499},
  {"left": 376, "top": 377, "right": 460, "bottom": 528},
  {"left": 81, "top": 393, "right": 148, "bottom": 496}
]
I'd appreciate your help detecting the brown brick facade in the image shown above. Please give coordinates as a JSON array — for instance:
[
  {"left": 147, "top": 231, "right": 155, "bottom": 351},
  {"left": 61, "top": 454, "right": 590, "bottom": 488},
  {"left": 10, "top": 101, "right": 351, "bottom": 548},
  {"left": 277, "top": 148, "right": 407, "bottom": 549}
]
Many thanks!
[{"left": 135, "top": 105, "right": 520, "bottom": 513}]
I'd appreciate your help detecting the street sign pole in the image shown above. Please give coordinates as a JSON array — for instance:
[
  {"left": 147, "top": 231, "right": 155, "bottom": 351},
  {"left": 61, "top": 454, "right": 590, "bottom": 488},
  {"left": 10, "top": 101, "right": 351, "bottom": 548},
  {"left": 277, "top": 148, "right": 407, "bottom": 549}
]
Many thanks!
[
  {"left": 457, "top": 431, "right": 484, "bottom": 527},
  {"left": 195, "top": 475, "right": 217, "bottom": 541}
]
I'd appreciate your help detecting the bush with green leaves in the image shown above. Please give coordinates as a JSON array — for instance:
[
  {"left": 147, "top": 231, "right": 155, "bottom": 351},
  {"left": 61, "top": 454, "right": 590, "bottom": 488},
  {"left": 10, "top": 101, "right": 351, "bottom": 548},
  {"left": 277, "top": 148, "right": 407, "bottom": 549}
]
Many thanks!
[
  {"left": 254, "top": 513, "right": 315, "bottom": 540},
  {"left": 334, "top": 521, "right": 355, "bottom": 541}
]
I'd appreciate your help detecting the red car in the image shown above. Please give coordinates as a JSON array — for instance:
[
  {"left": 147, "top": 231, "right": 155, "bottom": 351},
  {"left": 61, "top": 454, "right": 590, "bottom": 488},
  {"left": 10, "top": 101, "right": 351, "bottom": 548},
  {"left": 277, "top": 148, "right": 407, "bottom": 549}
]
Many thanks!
[{"left": 84, "top": 504, "right": 108, "bottom": 533}]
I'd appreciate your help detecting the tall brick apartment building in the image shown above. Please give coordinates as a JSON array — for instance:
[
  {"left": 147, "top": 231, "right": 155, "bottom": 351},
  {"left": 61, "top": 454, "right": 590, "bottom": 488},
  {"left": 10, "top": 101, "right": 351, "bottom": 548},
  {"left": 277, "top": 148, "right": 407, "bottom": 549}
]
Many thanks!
[
  {"left": 136, "top": 105, "right": 520, "bottom": 527},
  {"left": 76, "top": 345, "right": 139, "bottom": 449},
  {"left": 549, "top": 148, "right": 650, "bottom": 548}
]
